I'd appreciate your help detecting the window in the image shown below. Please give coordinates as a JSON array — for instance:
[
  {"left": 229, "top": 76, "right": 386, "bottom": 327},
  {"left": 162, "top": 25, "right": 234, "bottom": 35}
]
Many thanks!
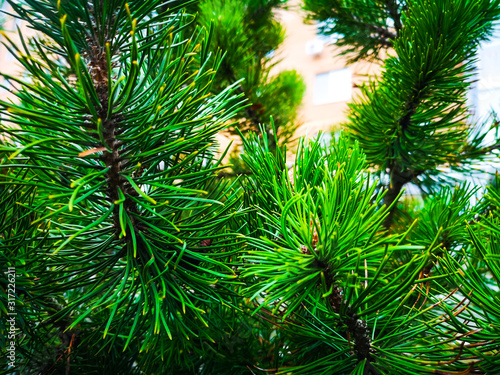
[{"left": 313, "top": 68, "right": 352, "bottom": 105}]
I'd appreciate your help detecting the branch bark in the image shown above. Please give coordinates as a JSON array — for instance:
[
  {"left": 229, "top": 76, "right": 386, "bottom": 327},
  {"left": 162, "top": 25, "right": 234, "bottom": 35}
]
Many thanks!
[
  {"left": 386, "top": 0, "right": 404, "bottom": 38},
  {"left": 383, "top": 164, "right": 415, "bottom": 230}
]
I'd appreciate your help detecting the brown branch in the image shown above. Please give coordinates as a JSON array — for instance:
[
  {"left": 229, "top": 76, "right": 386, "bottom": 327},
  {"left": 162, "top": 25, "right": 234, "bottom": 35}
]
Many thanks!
[
  {"left": 436, "top": 341, "right": 465, "bottom": 366},
  {"left": 83, "top": 5, "right": 144, "bottom": 247},
  {"left": 350, "top": 14, "right": 396, "bottom": 47},
  {"left": 365, "top": 23, "right": 397, "bottom": 43},
  {"left": 382, "top": 163, "right": 414, "bottom": 230},
  {"left": 41, "top": 328, "right": 78, "bottom": 375},
  {"left": 386, "top": 0, "right": 403, "bottom": 37},
  {"left": 65, "top": 333, "right": 75, "bottom": 375},
  {"left": 346, "top": 312, "right": 374, "bottom": 365}
]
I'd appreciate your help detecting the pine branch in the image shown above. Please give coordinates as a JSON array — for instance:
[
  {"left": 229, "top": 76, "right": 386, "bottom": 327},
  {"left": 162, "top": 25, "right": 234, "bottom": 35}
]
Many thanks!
[
  {"left": 353, "top": 14, "right": 396, "bottom": 46},
  {"left": 386, "top": 0, "right": 404, "bottom": 37},
  {"left": 382, "top": 165, "right": 414, "bottom": 229},
  {"left": 303, "top": 0, "right": 405, "bottom": 62},
  {"left": 0, "top": 2, "right": 246, "bottom": 369},
  {"left": 348, "top": 0, "right": 500, "bottom": 228}
]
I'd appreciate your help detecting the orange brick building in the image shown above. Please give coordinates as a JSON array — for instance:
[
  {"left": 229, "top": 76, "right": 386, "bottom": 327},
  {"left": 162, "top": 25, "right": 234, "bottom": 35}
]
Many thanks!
[{"left": 272, "top": 0, "right": 381, "bottom": 137}]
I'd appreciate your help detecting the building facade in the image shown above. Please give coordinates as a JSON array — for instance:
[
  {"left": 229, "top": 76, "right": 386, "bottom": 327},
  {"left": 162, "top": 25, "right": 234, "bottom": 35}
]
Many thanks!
[{"left": 272, "top": 0, "right": 382, "bottom": 138}]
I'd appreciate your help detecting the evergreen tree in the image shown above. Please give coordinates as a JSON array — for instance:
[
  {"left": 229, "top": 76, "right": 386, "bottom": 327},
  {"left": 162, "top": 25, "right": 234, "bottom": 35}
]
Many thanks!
[
  {"left": 303, "top": 0, "right": 406, "bottom": 62},
  {"left": 0, "top": 1, "right": 246, "bottom": 372},
  {"left": 306, "top": 0, "right": 500, "bottom": 229},
  {"left": 1, "top": 1, "right": 500, "bottom": 374},
  {"left": 197, "top": 0, "right": 305, "bottom": 153}
]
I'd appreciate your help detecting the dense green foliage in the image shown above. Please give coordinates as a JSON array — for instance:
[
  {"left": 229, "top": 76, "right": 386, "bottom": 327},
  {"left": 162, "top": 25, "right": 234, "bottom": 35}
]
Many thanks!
[
  {"left": 1, "top": 0, "right": 500, "bottom": 374},
  {"left": 307, "top": 0, "right": 500, "bottom": 229},
  {"left": 1, "top": 0, "right": 246, "bottom": 372},
  {"left": 303, "top": 0, "right": 406, "bottom": 62},
  {"left": 198, "top": 0, "right": 305, "bottom": 152}
]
